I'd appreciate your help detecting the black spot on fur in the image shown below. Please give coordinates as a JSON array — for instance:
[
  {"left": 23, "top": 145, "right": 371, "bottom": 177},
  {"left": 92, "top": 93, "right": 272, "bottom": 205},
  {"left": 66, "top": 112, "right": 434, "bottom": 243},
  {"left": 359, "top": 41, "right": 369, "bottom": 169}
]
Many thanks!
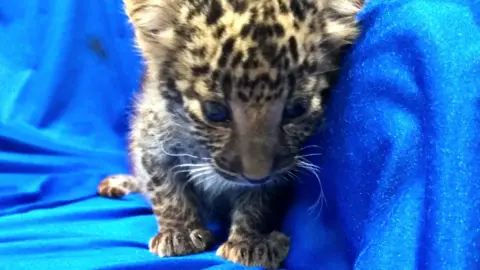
[
  {"left": 247, "top": 88, "right": 254, "bottom": 99},
  {"left": 250, "top": 7, "right": 259, "bottom": 20},
  {"left": 209, "top": 70, "right": 220, "bottom": 92},
  {"left": 187, "top": 8, "right": 202, "bottom": 20},
  {"left": 242, "top": 47, "right": 259, "bottom": 69},
  {"left": 273, "top": 23, "right": 285, "bottom": 37},
  {"left": 215, "top": 25, "right": 226, "bottom": 38},
  {"left": 218, "top": 38, "right": 235, "bottom": 67},
  {"left": 271, "top": 45, "right": 287, "bottom": 66},
  {"left": 222, "top": 73, "right": 233, "bottom": 98},
  {"left": 263, "top": 6, "right": 276, "bottom": 20},
  {"left": 192, "top": 47, "right": 206, "bottom": 58},
  {"left": 288, "top": 73, "right": 296, "bottom": 92},
  {"left": 206, "top": 0, "right": 223, "bottom": 25},
  {"left": 231, "top": 52, "right": 243, "bottom": 68},
  {"left": 240, "top": 22, "right": 253, "bottom": 37},
  {"left": 288, "top": 36, "right": 299, "bottom": 62},
  {"left": 243, "top": 57, "right": 259, "bottom": 69},
  {"left": 261, "top": 43, "right": 278, "bottom": 62},
  {"left": 192, "top": 65, "right": 210, "bottom": 76},
  {"left": 293, "top": 21, "right": 300, "bottom": 30},
  {"left": 175, "top": 25, "right": 194, "bottom": 42},
  {"left": 238, "top": 91, "right": 248, "bottom": 102},
  {"left": 278, "top": 0, "right": 288, "bottom": 13},
  {"left": 230, "top": 0, "right": 247, "bottom": 13},
  {"left": 284, "top": 58, "right": 290, "bottom": 69},
  {"left": 184, "top": 85, "right": 201, "bottom": 100},
  {"left": 252, "top": 24, "right": 274, "bottom": 42},
  {"left": 151, "top": 176, "right": 163, "bottom": 186},
  {"left": 290, "top": 0, "right": 305, "bottom": 21}
]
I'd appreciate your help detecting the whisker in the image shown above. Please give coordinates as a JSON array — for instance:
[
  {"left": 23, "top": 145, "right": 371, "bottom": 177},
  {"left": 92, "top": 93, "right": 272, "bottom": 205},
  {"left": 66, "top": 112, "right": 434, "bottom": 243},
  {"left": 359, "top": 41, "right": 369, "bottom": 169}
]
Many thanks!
[
  {"left": 290, "top": 168, "right": 305, "bottom": 184},
  {"left": 187, "top": 170, "right": 212, "bottom": 184},
  {"left": 299, "top": 145, "right": 323, "bottom": 151},
  {"left": 296, "top": 159, "right": 328, "bottom": 219},
  {"left": 180, "top": 171, "right": 209, "bottom": 195},
  {"left": 285, "top": 171, "right": 301, "bottom": 183},
  {"left": 171, "top": 163, "right": 212, "bottom": 169},
  {"left": 297, "top": 162, "right": 321, "bottom": 174},
  {"left": 160, "top": 142, "right": 212, "bottom": 160},
  {"left": 174, "top": 167, "right": 211, "bottom": 179},
  {"left": 297, "top": 157, "right": 322, "bottom": 170},
  {"left": 312, "top": 67, "right": 339, "bottom": 77},
  {"left": 297, "top": 153, "right": 323, "bottom": 158},
  {"left": 169, "top": 162, "right": 211, "bottom": 179}
]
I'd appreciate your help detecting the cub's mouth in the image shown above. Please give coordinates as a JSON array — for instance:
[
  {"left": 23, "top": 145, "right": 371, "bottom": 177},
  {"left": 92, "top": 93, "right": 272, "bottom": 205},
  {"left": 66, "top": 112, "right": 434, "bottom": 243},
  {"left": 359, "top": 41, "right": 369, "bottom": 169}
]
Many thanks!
[
  {"left": 212, "top": 159, "right": 297, "bottom": 186},
  {"left": 214, "top": 168, "right": 272, "bottom": 185}
]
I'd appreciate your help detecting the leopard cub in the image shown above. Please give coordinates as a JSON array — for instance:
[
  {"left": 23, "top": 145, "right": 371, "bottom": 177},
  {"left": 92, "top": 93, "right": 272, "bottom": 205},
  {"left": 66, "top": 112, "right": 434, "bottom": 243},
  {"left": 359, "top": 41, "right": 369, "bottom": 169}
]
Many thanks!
[{"left": 98, "top": 0, "right": 362, "bottom": 268}]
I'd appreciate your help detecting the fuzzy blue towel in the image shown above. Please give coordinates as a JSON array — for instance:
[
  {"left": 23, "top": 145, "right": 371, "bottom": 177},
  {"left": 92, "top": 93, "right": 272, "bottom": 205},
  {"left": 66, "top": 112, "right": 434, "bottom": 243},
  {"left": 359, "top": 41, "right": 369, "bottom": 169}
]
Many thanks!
[{"left": 0, "top": 0, "right": 479, "bottom": 269}]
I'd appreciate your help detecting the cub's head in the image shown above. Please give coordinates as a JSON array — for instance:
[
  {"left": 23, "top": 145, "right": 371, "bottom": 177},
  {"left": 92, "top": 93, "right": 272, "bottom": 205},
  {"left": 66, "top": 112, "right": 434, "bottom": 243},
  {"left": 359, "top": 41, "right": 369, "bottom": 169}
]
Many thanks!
[{"left": 125, "top": 0, "right": 362, "bottom": 185}]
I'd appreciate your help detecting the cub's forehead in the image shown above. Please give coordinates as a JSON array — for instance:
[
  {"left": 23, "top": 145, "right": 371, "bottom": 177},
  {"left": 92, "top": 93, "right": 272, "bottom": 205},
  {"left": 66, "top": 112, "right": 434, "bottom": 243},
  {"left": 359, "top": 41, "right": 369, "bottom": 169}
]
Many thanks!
[
  {"left": 180, "top": 0, "right": 321, "bottom": 60},
  {"left": 175, "top": 0, "right": 324, "bottom": 100}
]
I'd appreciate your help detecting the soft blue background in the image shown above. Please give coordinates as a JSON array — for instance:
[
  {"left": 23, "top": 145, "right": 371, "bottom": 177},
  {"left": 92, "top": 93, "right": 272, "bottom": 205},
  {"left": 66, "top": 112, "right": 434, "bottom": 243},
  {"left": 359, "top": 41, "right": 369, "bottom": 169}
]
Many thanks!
[{"left": 0, "top": 0, "right": 479, "bottom": 269}]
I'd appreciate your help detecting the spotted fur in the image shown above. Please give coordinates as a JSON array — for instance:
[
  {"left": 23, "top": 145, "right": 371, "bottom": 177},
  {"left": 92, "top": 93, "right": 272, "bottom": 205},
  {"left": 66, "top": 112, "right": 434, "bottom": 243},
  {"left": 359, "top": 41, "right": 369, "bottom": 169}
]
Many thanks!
[{"left": 98, "top": 0, "right": 362, "bottom": 268}]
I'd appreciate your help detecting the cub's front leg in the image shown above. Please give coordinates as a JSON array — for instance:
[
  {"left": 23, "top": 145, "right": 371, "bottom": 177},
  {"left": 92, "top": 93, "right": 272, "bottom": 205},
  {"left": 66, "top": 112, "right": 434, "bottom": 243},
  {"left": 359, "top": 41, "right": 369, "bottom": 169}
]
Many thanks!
[
  {"left": 217, "top": 189, "right": 291, "bottom": 269},
  {"left": 140, "top": 155, "right": 214, "bottom": 257}
]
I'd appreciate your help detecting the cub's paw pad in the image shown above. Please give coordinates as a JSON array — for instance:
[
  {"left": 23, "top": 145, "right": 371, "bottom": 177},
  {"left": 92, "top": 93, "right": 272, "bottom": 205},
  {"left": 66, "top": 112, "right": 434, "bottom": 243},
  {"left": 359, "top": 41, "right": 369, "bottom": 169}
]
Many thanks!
[
  {"left": 149, "top": 228, "right": 213, "bottom": 257},
  {"left": 216, "top": 231, "right": 290, "bottom": 269},
  {"left": 97, "top": 174, "right": 134, "bottom": 198}
]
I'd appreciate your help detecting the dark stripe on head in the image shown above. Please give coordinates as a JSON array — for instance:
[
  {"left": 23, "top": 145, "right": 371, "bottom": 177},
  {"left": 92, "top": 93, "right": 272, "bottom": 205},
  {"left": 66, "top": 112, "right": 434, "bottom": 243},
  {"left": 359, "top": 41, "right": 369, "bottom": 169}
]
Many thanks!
[
  {"left": 191, "top": 64, "right": 211, "bottom": 76},
  {"left": 231, "top": 52, "right": 244, "bottom": 68},
  {"left": 218, "top": 38, "right": 235, "bottom": 67},
  {"left": 290, "top": 0, "right": 306, "bottom": 21},
  {"left": 288, "top": 36, "right": 299, "bottom": 62},
  {"left": 222, "top": 72, "right": 233, "bottom": 99},
  {"left": 206, "top": 0, "right": 223, "bottom": 25},
  {"left": 240, "top": 22, "right": 253, "bottom": 37}
]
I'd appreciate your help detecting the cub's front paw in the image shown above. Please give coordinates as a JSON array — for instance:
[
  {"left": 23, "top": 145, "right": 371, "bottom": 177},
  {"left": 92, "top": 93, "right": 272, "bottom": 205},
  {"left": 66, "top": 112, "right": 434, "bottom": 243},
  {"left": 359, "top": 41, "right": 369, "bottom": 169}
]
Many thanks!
[
  {"left": 216, "top": 231, "right": 290, "bottom": 269},
  {"left": 149, "top": 227, "right": 213, "bottom": 257}
]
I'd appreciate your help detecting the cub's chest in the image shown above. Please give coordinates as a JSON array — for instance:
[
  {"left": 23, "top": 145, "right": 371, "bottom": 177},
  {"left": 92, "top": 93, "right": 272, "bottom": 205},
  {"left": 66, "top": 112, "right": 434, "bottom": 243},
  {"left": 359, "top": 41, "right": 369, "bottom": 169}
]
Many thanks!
[{"left": 190, "top": 181, "right": 244, "bottom": 223}]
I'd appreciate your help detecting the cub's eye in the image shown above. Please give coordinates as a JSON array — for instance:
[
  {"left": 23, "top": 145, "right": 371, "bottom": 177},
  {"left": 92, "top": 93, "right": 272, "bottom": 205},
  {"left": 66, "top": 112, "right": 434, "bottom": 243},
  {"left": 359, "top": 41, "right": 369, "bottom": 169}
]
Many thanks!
[
  {"left": 202, "top": 101, "right": 230, "bottom": 123},
  {"left": 283, "top": 100, "right": 308, "bottom": 120}
]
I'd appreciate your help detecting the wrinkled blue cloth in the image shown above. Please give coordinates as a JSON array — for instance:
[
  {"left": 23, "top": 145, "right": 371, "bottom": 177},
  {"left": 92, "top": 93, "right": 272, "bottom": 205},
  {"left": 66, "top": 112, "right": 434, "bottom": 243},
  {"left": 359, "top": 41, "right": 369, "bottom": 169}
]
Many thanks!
[{"left": 1, "top": 0, "right": 479, "bottom": 269}]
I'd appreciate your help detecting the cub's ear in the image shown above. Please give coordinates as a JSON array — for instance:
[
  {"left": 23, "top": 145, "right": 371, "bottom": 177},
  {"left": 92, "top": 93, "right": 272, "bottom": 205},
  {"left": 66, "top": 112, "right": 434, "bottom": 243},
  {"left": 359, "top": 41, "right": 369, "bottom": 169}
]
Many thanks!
[
  {"left": 322, "top": 0, "right": 364, "bottom": 47},
  {"left": 123, "top": 0, "right": 184, "bottom": 62}
]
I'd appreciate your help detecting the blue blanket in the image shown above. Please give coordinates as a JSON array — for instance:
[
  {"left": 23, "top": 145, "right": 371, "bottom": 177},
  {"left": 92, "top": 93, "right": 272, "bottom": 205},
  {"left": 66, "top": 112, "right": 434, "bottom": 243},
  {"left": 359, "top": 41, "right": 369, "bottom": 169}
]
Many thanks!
[{"left": 1, "top": 0, "right": 479, "bottom": 269}]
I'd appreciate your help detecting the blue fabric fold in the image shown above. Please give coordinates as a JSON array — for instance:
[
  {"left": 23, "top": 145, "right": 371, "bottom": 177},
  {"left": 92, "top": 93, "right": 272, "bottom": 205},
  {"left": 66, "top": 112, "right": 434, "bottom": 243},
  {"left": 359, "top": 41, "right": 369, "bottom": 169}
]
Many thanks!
[{"left": 0, "top": 0, "right": 479, "bottom": 269}]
